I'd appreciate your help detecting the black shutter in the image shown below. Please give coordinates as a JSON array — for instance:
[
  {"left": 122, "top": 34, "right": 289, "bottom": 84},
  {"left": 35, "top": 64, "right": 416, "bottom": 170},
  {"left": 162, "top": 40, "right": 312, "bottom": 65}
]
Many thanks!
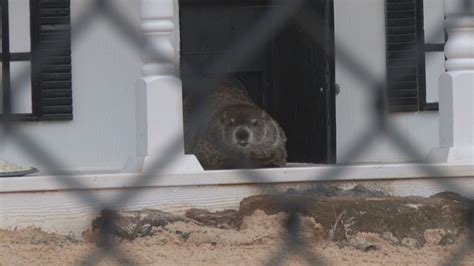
[
  {"left": 385, "top": 0, "right": 425, "bottom": 112},
  {"left": 31, "top": 0, "right": 72, "bottom": 120}
]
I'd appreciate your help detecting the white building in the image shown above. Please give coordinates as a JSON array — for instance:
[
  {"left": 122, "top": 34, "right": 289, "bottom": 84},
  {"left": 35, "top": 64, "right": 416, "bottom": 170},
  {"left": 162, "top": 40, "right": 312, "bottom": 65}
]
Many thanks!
[{"left": 0, "top": 0, "right": 473, "bottom": 235}]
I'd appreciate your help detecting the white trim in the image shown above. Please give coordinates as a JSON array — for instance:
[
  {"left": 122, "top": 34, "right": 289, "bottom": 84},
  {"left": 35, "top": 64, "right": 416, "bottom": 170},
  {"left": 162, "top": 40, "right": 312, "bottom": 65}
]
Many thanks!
[{"left": 1, "top": 163, "right": 473, "bottom": 193}]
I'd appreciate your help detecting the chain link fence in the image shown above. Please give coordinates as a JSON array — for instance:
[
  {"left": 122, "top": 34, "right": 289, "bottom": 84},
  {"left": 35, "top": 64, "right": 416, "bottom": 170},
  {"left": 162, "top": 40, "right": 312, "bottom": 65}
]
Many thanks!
[{"left": 1, "top": 0, "right": 473, "bottom": 265}]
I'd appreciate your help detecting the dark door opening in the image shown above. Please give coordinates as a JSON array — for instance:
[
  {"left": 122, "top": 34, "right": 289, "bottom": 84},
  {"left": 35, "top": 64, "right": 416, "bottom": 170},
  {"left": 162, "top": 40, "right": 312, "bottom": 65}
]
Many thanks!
[{"left": 180, "top": 0, "right": 336, "bottom": 164}]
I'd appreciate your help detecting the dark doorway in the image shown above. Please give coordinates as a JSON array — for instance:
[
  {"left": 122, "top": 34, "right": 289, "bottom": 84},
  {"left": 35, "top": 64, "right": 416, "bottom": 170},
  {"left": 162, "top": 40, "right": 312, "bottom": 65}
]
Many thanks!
[{"left": 179, "top": 0, "right": 336, "bottom": 164}]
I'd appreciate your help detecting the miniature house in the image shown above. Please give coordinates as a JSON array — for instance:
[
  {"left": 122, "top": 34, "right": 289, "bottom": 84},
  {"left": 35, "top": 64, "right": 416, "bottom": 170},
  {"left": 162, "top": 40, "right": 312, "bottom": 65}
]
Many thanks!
[
  {"left": 0, "top": 0, "right": 473, "bottom": 235},
  {"left": 0, "top": 0, "right": 470, "bottom": 172}
]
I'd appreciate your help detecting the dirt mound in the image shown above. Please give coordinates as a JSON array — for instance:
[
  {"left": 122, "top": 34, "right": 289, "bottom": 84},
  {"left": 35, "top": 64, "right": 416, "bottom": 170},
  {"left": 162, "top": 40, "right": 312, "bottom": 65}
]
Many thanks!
[
  {"left": 89, "top": 187, "right": 472, "bottom": 248},
  {"left": 1, "top": 187, "right": 473, "bottom": 265}
]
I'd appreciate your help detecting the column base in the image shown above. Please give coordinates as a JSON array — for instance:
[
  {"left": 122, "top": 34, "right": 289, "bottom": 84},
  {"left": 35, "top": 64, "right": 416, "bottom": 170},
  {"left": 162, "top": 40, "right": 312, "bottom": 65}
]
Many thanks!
[
  {"left": 427, "top": 147, "right": 474, "bottom": 164},
  {"left": 139, "top": 154, "right": 204, "bottom": 174}
]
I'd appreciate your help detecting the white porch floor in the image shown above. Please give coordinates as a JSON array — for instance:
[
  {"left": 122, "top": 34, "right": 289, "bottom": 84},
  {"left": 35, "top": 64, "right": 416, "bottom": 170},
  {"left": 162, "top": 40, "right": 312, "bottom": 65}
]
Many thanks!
[{"left": 1, "top": 162, "right": 473, "bottom": 193}]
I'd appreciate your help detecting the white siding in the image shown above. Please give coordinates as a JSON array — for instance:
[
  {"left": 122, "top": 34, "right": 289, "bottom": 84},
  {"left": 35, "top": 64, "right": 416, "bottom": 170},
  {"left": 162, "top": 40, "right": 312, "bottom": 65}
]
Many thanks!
[
  {"left": 0, "top": 0, "right": 141, "bottom": 173},
  {"left": 334, "top": 0, "right": 441, "bottom": 163}
]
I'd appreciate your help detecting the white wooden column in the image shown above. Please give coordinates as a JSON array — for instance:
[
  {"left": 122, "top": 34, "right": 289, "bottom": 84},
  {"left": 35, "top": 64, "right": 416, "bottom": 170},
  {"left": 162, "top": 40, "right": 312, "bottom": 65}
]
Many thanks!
[
  {"left": 429, "top": 0, "right": 474, "bottom": 164},
  {"left": 135, "top": 0, "right": 203, "bottom": 172}
]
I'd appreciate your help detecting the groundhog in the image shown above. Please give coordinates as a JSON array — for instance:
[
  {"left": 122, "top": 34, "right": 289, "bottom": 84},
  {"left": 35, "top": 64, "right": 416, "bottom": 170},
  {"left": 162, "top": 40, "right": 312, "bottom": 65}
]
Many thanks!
[{"left": 183, "top": 79, "right": 287, "bottom": 170}]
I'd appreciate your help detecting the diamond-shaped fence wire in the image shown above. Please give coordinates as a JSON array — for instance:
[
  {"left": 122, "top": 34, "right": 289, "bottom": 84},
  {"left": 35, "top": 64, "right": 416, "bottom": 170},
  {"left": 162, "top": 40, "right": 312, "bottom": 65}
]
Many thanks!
[{"left": 1, "top": 0, "right": 473, "bottom": 265}]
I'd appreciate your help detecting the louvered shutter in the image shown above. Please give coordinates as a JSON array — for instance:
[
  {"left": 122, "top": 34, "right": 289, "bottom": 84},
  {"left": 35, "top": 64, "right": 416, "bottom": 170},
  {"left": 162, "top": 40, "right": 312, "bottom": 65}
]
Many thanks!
[
  {"left": 31, "top": 0, "right": 72, "bottom": 120},
  {"left": 385, "top": 0, "right": 425, "bottom": 112}
]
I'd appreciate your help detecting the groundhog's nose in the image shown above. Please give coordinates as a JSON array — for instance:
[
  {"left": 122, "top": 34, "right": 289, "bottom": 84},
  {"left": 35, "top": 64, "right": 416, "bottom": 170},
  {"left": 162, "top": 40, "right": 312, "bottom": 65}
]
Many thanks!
[{"left": 235, "top": 128, "right": 250, "bottom": 146}]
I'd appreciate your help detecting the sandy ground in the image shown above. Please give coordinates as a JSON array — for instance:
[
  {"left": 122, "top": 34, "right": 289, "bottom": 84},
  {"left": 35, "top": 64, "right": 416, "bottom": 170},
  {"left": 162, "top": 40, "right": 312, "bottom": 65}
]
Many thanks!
[{"left": 1, "top": 210, "right": 473, "bottom": 266}]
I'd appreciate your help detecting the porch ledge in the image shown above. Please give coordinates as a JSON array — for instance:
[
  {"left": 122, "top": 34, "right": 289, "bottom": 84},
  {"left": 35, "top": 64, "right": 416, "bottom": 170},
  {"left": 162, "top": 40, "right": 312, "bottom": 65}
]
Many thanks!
[{"left": 1, "top": 163, "right": 473, "bottom": 193}]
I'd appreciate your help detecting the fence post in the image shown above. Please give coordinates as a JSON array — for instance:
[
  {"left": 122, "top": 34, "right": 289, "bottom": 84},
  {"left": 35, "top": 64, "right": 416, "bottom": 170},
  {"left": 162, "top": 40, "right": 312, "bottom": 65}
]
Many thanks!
[
  {"left": 429, "top": 0, "right": 474, "bottom": 163},
  {"left": 135, "top": 0, "right": 203, "bottom": 172}
]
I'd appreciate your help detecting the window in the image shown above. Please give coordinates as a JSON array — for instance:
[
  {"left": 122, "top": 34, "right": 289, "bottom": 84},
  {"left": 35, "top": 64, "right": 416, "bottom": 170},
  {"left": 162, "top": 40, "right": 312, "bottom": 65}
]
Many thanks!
[
  {"left": 385, "top": 0, "right": 445, "bottom": 112},
  {"left": 1, "top": 0, "right": 72, "bottom": 121}
]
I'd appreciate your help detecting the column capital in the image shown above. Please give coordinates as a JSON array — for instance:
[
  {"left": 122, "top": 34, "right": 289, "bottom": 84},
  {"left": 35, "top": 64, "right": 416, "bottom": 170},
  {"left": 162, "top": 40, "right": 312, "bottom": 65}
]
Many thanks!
[
  {"left": 139, "top": 0, "right": 177, "bottom": 78},
  {"left": 443, "top": 0, "right": 474, "bottom": 72}
]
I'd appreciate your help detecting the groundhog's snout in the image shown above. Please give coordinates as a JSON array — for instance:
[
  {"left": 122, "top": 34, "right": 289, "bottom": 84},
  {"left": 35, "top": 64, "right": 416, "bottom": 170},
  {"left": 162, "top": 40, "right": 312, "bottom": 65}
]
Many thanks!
[{"left": 234, "top": 127, "right": 251, "bottom": 147}]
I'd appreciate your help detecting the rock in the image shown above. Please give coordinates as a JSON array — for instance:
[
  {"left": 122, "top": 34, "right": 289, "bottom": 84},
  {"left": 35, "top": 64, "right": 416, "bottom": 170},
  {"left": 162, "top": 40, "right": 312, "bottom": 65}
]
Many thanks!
[
  {"left": 352, "top": 240, "right": 378, "bottom": 251},
  {"left": 424, "top": 229, "right": 447, "bottom": 246},
  {"left": 401, "top": 237, "right": 419, "bottom": 248},
  {"left": 185, "top": 209, "right": 242, "bottom": 229},
  {"left": 91, "top": 209, "right": 195, "bottom": 240}
]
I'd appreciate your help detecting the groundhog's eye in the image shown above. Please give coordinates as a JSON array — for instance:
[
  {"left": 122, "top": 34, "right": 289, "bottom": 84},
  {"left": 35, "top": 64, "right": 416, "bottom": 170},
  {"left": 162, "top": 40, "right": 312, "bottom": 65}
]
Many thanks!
[
  {"left": 251, "top": 119, "right": 258, "bottom": 125},
  {"left": 230, "top": 118, "right": 235, "bottom": 124}
]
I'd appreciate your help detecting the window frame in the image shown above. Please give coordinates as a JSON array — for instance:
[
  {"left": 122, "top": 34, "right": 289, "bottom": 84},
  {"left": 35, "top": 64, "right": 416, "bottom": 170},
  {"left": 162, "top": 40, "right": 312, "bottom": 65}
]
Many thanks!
[
  {"left": 1, "top": 0, "right": 35, "bottom": 120},
  {"left": 416, "top": 0, "right": 445, "bottom": 112},
  {"left": 0, "top": 0, "right": 72, "bottom": 121}
]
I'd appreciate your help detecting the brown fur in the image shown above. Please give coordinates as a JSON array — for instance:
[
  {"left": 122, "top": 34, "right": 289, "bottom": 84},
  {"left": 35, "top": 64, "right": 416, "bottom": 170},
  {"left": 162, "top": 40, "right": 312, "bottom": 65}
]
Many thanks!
[{"left": 184, "top": 81, "right": 287, "bottom": 170}]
